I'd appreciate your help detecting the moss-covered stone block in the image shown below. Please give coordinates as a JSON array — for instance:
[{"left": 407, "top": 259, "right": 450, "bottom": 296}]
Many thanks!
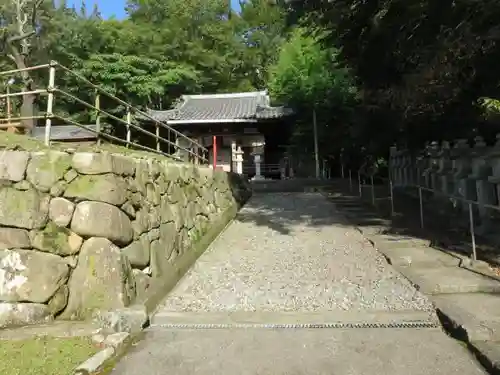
[
  {"left": 26, "top": 152, "right": 71, "bottom": 192},
  {"left": 60, "top": 237, "right": 136, "bottom": 320},
  {"left": 0, "top": 187, "right": 49, "bottom": 229},
  {"left": 31, "top": 222, "right": 83, "bottom": 256},
  {"left": 64, "top": 174, "right": 128, "bottom": 205}
]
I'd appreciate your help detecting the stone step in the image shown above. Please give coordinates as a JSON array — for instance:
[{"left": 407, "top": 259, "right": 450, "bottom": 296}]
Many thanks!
[
  {"left": 335, "top": 206, "right": 366, "bottom": 212},
  {"left": 397, "top": 266, "right": 500, "bottom": 294},
  {"left": 470, "top": 341, "right": 500, "bottom": 374},
  {"left": 357, "top": 225, "right": 391, "bottom": 235},
  {"left": 150, "top": 310, "right": 439, "bottom": 328},
  {"left": 431, "top": 293, "right": 500, "bottom": 342},
  {"left": 367, "top": 234, "right": 431, "bottom": 249},
  {"left": 377, "top": 246, "right": 461, "bottom": 268}
]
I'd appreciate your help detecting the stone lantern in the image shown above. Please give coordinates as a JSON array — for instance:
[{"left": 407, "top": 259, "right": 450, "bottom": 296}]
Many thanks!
[
  {"left": 389, "top": 146, "right": 398, "bottom": 184},
  {"left": 487, "top": 134, "right": 500, "bottom": 192},
  {"left": 399, "top": 149, "right": 412, "bottom": 187},
  {"left": 451, "top": 139, "right": 473, "bottom": 209},
  {"left": 423, "top": 141, "right": 439, "bottom": 189},
  {"left": 467, "top": 136, "right": 495, "bottom": 234},
  {"left": 485, "top": 133, "right": 500, "bottom": 236},
  {"left": 415, "top": 145, "right": 429, "bottom": 187},
  {"left": 436, "top": 141, "right": 452, "bottom": 194}
]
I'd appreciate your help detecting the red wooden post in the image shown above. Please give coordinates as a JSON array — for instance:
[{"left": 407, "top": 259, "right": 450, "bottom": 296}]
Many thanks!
[{"left": 212, "top": 135, "right": 217, "bottom": 170}]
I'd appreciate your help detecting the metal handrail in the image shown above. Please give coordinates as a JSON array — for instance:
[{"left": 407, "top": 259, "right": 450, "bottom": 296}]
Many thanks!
[
  {"left": 53, "top": 114, "right": 173, "bottom": 157},
  {"left": 55, "top": 63, "right": 203, "bottom": 149},
  {"left": 340, "top": 165, "right": 500, "bottom": 265},
  {"left": 0, "top": 61, "right": 208, "bottom": 164},
  {"left": 0, "top": 64, "right": 51, "bottom": 76}
]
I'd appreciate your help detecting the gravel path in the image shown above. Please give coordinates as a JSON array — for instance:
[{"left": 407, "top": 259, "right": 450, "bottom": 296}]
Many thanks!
[{"left": 159, "top": 192, "right": 433, "bottom": 313}]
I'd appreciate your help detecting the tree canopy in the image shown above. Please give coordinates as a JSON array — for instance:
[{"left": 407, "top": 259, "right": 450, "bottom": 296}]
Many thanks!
[
  {"left": 0, "top": 0, "right": 288, "bottom": 111},
  {"left": 268, "top": 26, "right": 359, "bottom": 158},
  {"left": 1, "top": 0, "right": 498, "bottom": 163},
  {"left": 285, "top": 0, "right": 500, "bottom": 152}
]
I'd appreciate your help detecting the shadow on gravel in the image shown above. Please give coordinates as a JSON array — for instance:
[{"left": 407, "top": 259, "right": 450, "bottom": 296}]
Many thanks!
[
  {"left": 234, "top": 190, "right": 360, "bottom": 235},
  {"left": 322, "top": 180, "right": 500, "bottom": 269},
  {"left": 232, "top": 177, "right": 500, "bottom": 269}
]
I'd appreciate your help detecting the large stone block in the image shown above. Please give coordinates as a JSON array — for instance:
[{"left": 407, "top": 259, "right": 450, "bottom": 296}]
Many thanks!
[
  {"left": 72, "top": 152, "right": 136, "bottom": 175},
  {"left": 133, "top": 269, "right": 151, "bottom": 304},
  {"left": 149, "top": 206, "right": 161, "bottom": 229},
  {"left": 71, "top": 201, "right": 133, "bottom": 245},
  {"left": 150, "top": 222, "right": 178, "bottom": 278},
  {"left": 150, "top": 239, "right": 171, "bottom": 279},
  {"left": 26, "top": 151, "right": 71, "bottom": 192},
  {"left": 72, "top": 152, "right": 114, "bottom": 174},
  {"left": 164, "top": 163, "right": 181, "bottom": 182},
  {"left": 145, "top": 182, "right": 161, "bottom": 205},
  {"left": 168, "top": 183, "right": 187, "bottom": 206},
  {"left": 47, "top": 285, "right": 69, "bottom": 315},
  {"left": 121, "top": 232, "right": 151, "bottom": 268},
  {"left": 61, "top": 237, "right": 136, "bottom": 320},
  {"left": 64, "top": 174, "right": 128, "bottom": 206},
  {"left": 49, "top": 197, "right": 75, "bottom": 227},
  {"left": 0, "top": 228, "right": 31, "bottom": 249},
  {"left": 0, "top": 302, "right": 51, "bottom": 328},
  {"left": 131, "top": 208, "right": 150, "bottom": 238},
  {"left": 110, "top": 154, "right": 136, "bottom": 176},
  {"left": 159, "top": 197, "right": 175, "bottom": 224},
  {"left": 0, "top": 187, "right": 49, "bottom": 229},
  {"left": 159, "top": 222, "right": 177, "bottom": 255},
  {"left": 30, "top": 223, "right": 83, "bottom": 256},
  {"left": 170, "top": 203, "right": 185, "bottom": 231},
  {"left": 0, "top": 151, "right": 29, "bottom": 182},
  {"left": 0, "top": 249, "right": 70, "bottom": 303}
]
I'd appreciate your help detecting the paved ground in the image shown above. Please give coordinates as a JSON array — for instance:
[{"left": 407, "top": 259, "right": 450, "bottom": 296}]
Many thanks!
[
  {"left": 111, "top": 193, "right": 487, "bottom": 375},
  {"left": 111, "top": 328, "right": 485, "bottom": 375}
]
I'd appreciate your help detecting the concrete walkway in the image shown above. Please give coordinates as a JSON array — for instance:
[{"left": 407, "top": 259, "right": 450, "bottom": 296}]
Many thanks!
[{"left": 110, "top": 193, "right": 487, "bottom": 375}]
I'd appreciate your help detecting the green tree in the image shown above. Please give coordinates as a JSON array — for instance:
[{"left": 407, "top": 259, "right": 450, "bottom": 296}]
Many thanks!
[
  {"left": 237, "top": 0, "right": 287, "bottom": 89},
  {"left": 0, "top": 0, "right": 47, "bottom": 132},
  {"left": 268, "top": 27, "right": 359, "bottom": 162},
  {"left": 285, "top": 0, "right": 500, "bottom": 149}
]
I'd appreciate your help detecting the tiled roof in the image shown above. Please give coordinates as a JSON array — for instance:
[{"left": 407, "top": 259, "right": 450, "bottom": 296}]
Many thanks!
[
  {"left": 143, "top": 91, "right": 293, "bottom": 123},
  {"left": 33, "top": 125, "right": 98, "bottom": 141}
]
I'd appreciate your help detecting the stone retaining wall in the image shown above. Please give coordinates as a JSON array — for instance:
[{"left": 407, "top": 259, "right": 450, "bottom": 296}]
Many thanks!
[{"left": 0, "top": 150, "right": 250, "bottom": 328}]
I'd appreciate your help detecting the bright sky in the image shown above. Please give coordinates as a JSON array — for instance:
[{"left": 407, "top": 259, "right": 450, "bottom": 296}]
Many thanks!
[{"left": 68, "top": 0, "right": 242, "bottom": 19}]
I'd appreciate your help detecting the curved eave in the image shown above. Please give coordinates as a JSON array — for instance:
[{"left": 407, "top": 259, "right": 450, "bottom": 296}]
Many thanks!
[{"left": 137, "top": 106, "right": 294, "bottom": 124}]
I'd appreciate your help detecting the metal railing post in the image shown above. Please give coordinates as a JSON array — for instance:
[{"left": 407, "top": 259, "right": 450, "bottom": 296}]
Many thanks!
[
  {"left": 358, "top": 171, "right": 362, "bottom": 197},
  {"left": 213, "top": 135, "right": 217, "bottom": 170},
  {"left": 389, "top": 179, "right": 395, "bottom": 216},
  {"left": 44, "top": 61, "right": 57, "bottom": 145},
  {"left": 370, "top": 175, "right": 375, "bottom": 205},
  {"left": 349, "top": 169, "right": 352, "bottom": 191},
  {"left": 126, "top": 107, "right": 132, "bottom": 147},
  {"left": 6, "top": 85, "right": 11, "bottom": 123},
  {"left": 155, "top": 123, "right": 160, "bottom": 152},
  {"left": 418, "top": 186, "right": 424, "bottom": 229},
  {"left": 341, "top": 163, "right": 345, "bottom": 178},
  {"left": 95, "top": 92, "right": 101, "bottom": 146},
  {"left": 468, "top": 202, "right": 477, "bottom": 264},
  {"left": 167, "top": 129, "right": 171, "bottom": 154},
  {"left": 1, "top": 61, "right": 210, "bottom": 163}
]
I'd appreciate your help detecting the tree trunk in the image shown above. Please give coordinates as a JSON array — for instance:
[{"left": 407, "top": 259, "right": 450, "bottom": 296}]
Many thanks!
[
  {"left": 13, "top": 53, "right": 36, "bottom": 134},
  {"left": 3, "top": 0, "right": 44, "bottom": 135}
]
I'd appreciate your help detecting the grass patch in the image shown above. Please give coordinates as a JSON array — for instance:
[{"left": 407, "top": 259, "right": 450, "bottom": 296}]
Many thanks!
[{"left": 0, "top": 336, "right": 100, "bottom": 375}]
